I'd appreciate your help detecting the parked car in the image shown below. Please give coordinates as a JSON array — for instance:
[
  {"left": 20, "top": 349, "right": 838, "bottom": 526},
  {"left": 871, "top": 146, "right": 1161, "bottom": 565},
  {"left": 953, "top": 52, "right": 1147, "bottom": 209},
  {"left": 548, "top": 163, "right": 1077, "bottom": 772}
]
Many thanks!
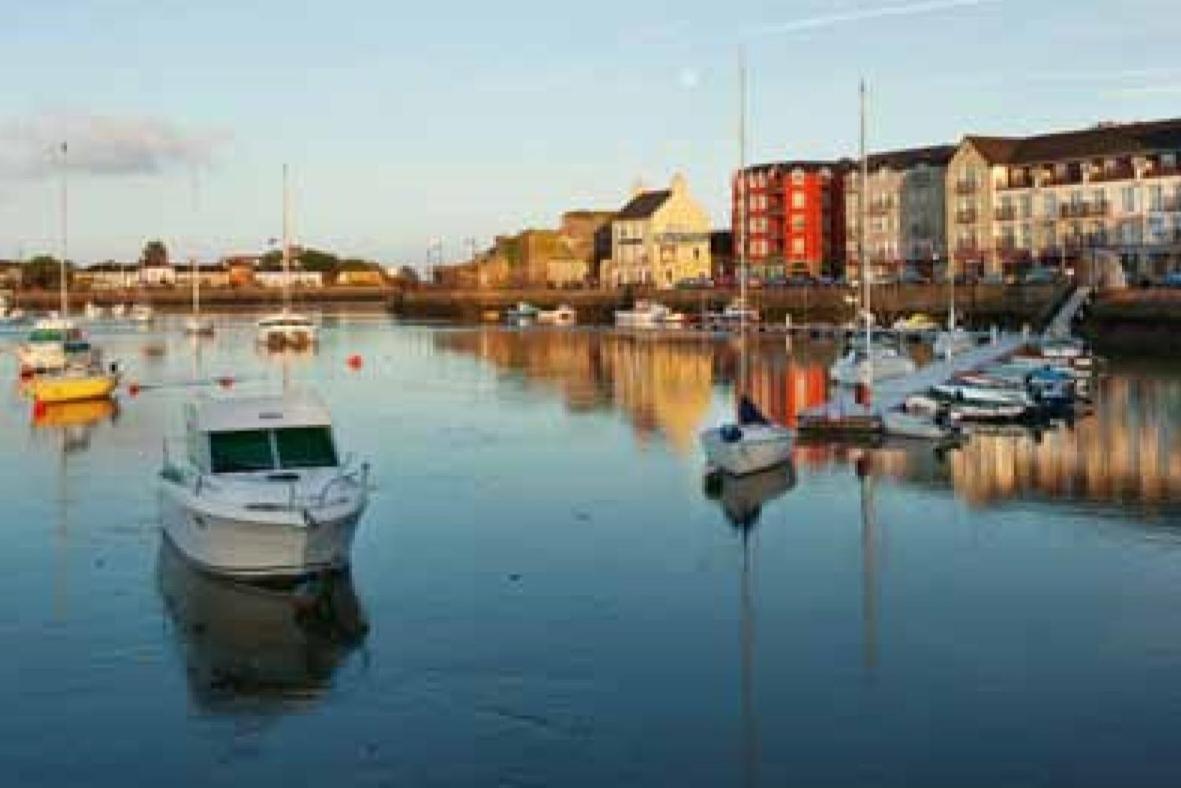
[
  {"left": 899, "top": 269, "right": 929, "bottom": 285},
  {"left": 1023, "top": 267, "right": 1058, "bottom": 284},
  {"left": 676, "top": 275, "right": 712, "bottom": 289},
  {"left": 1163, "top": 271, "right": 1181, "bottom": 288},
  {"left": 785, "top": 274, "right": 816, "bottom": 288},
  {"left": 979, "top": 272, "right": 1005, "bottom": 285},
  {"left": 764, "top": 274, "right": 790, "bottom": 288}
]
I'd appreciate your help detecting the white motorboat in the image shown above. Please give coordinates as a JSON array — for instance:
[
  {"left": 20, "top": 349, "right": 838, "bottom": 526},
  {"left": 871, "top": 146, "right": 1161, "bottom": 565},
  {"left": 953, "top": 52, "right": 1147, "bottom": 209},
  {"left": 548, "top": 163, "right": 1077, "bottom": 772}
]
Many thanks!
[
  {"left": 711, "top": 298, "right": 760, "bottom": 329},
  {"left": 257, "top": 312, "right": 317, "bottom": 348},
  {"left": 129, "top": 303, "right": 155, "bottom": 324},
  {"left": 110, "top": 303, "right": 127, "bottom": 319},
  {"left": 158, "top": 390, "right": 371, "bottom": 580},
  {"left": 933, "top": 328, "right": 975, "bottom": 358},
  {"left": 17, "top": 318, "right": 95, "bottom": 373},
  {"left": 184, "top": 316, "right": 216, "bottom": 336},
  {"left": 83, "top": 302, "right": 106, "bottom": 321},
  {"left": 537, "top": 304, "right": 577, "bottom": 327},
  {"left": 829, "top": 344, "right": 917, "bottom": 386},
  {"left": 930, "top": 382, "right": 1033, "bottom": 408},
  {"left": 505, "top": 302, "right": 541, "bottom": 326},
  {"left": 882, "top": 408, "right": 956, "bottom": 440},
  {"left": 701, "top": 396, "right": 794, "bottom": 477},
  {"left": 614, "top": 300, "right": 685, "bottom": 329}
]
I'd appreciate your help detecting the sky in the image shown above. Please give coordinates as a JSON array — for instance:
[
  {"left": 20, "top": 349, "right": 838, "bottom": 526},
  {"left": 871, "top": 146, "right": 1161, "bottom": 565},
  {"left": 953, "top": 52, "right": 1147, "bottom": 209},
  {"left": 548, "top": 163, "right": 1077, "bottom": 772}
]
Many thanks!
[{"left": 0, "top": 0, "right": 1179, "bottom": 267}]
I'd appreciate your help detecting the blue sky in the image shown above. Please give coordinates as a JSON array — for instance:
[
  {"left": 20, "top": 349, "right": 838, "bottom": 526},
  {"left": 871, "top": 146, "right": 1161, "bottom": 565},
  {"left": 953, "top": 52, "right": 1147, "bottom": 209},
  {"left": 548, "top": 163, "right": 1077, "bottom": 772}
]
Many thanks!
[{"left": 1, "top": 0, "right": 1178, "bottom": 266}]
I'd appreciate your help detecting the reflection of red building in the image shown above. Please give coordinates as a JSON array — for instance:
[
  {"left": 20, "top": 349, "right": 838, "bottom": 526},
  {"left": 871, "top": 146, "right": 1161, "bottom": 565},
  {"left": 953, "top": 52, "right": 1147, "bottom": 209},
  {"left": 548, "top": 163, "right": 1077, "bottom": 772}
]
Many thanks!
[
  {"left": 745, "top": 362, "right": 829, "bottom": 428},
  {"left": 733, "top": 161, "right": 852, "bottom": 279}
]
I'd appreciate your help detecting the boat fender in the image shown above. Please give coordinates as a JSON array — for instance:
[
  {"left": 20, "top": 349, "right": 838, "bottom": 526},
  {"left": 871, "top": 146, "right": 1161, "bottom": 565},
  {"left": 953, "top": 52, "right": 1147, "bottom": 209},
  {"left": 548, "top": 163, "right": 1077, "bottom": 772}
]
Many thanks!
[{"left": 720, "top": 424, "right": 743, "bottom": 443}]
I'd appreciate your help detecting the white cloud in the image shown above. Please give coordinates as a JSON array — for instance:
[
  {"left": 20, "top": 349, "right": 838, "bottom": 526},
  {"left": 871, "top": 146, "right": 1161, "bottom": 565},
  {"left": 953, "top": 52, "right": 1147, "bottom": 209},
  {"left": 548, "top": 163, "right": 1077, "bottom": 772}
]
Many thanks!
[
  {"left": 0, "top": 111, "right": 229, "bottom": 178},
  {"left": 745, "top": 0, "right": 1004, "bottom": 39}
]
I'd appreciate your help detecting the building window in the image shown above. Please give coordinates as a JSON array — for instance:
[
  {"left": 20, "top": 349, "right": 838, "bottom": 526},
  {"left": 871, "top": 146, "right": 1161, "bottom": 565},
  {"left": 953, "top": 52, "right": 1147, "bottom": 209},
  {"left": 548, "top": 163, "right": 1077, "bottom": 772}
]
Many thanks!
[
  {"left": 1043, "top": 193, "right": 1057, "bottom": 217},
  {"left": 1150, "top": 185, "right": 1163, "bottom": 211},
  {"left": 1092, "top": 188, "right": 1106, "bottom": 207},
  {"left": 791, "top": 238, "right": 805, "bottom": 256},
  {"left": 791, "top": 170, "right": 805, "bottom": 184},
  {"left": 792, "top": 192, "right": 806, "bottom": 209},
  {"left": 1122, "top": 186, "right": 1136, "bottom": 213},
  {"left": 1019, "top": 194, "right": 1032, "bottom": 218}
]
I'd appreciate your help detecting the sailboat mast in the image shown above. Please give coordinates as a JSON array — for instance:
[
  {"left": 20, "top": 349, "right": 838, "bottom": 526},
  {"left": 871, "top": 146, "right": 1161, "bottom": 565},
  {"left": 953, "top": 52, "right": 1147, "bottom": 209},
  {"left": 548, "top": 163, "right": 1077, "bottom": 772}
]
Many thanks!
[
  {"left": 738, "top": 47, "right": 748, "bottom": 398},
  {"left": 281, "top": 163, "right": 291, "bottom": 313},
  {"left": 59, "top": 142, "right": 69, "bottom": 319},
  {"left": 859, "top": 80, "right": 872, "bottom": 387}
]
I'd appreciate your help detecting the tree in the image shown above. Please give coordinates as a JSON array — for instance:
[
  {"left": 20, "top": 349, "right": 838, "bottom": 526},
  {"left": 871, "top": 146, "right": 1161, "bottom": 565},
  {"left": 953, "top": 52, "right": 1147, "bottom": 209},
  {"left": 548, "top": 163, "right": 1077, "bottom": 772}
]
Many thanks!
[
  {"left": 23, "top": 255, "right": 74, "bottom": 290},
  {"left": 141, "top": 239, "right": 169, "bottom": 268}
]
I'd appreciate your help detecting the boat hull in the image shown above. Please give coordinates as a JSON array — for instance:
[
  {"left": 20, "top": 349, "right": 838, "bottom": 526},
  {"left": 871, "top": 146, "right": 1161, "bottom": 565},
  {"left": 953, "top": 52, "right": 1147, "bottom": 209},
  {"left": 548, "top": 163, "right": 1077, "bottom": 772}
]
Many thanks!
[
  {"left": 29, "top": 373, "right": 118, "bottom": 404},
  {"left": 700, "top": 424, "right": 794, "bottom": 476},
  {"left": 158, "top": 479, "right": 364, "bottom": 580}
]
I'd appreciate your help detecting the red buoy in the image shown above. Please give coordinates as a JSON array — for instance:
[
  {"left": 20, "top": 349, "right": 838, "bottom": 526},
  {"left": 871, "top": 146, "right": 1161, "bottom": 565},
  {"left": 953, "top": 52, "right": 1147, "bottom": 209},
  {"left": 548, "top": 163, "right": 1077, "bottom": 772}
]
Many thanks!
[
  {"left": 129, "top": 382, "right": 141, "bottom": 398},
  {"left": 346, "top": 354, "right": 363, "bottom": 371},
  {"left": 217, "top": 376, "right": 234, "bottom": 389}
]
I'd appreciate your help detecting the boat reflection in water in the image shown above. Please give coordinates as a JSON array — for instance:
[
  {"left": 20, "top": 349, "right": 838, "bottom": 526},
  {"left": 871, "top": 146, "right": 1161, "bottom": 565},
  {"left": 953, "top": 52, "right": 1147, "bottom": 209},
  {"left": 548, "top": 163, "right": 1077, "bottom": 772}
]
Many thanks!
[
  {"left": 30, "top": 397, "right": 119, "bottom": 453},
  {"left": 703, "top": 460, "right": 797, "bottom": 788},
  {"left": 156, "top": 540, "right": 368, "bottom": 712}
]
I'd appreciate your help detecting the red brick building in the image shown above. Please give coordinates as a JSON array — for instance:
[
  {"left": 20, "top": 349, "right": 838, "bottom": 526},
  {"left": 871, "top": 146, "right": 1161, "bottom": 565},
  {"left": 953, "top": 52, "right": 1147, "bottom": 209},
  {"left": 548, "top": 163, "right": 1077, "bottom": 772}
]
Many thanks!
[{"left": 732, "top": 160, "right": 853, "bottom": 279}]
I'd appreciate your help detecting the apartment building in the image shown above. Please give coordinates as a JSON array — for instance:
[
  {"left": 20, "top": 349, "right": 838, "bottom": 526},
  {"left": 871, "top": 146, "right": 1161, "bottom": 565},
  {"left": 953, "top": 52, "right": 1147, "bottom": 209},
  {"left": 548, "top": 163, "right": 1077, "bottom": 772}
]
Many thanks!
[
  {"left": 947, "top": 118, "right": 1181, "bottom": 277},
  {"left": 732, "top": 161, "right": 850, "bottom": 279},
  {"left": 844, "top": 145, "right": 955, "bottom": 279},
  {"left": 604, "top": 174, "right": 712, "bottom": 289}
]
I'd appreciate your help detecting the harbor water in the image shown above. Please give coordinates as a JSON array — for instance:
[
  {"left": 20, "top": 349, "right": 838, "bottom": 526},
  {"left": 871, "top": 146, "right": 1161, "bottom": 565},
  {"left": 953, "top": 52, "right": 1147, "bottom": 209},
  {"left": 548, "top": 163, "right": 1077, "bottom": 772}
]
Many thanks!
[{"left": 2, "top": 314, "right": 1180, "bottom": 786}]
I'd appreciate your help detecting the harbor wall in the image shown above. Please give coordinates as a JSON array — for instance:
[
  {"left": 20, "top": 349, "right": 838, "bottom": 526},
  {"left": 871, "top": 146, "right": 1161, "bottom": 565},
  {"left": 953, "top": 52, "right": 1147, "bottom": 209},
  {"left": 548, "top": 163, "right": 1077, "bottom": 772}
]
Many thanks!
[
  {"left": 392, "top": 284, "right": 1063, "bottom": 328},
  {"left": 1081, "top": 290, "right": 1181, "bottom": 356}
]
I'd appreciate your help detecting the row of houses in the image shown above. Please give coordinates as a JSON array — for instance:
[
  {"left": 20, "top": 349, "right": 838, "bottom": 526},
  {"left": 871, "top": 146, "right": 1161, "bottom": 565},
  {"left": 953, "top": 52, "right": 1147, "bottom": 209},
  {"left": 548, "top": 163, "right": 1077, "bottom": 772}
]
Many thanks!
[
  {"left": 435, "top": 174, "right": 717, "bottom": 289},
  {"left": 739, "top": 117, "right": 1181, "bottom": 280}
]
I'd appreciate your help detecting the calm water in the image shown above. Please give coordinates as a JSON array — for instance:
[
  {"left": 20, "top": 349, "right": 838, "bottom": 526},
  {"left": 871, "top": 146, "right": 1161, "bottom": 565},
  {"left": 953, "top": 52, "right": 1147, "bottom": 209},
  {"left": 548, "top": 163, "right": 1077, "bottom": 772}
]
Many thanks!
[{"left": 2, "top": 315, "right": 1180, "bottom": 787}]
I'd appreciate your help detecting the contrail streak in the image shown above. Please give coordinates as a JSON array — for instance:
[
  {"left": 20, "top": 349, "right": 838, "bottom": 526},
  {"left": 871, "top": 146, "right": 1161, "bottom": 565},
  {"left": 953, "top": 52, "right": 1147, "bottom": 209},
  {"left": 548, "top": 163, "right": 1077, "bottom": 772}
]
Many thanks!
[{"left": 745, "top": 0, "right": 1003, "bottom": 38}]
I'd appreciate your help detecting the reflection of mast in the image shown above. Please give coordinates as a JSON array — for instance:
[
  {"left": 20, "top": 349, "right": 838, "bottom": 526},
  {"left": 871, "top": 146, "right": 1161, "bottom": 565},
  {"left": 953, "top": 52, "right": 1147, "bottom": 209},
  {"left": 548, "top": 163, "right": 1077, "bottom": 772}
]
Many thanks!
[
  {"left": 858, "top": 455, "right": 878, "bottom": 675},
  {"left": 739, "top": 526, "right": 759, "bottom": 788}
]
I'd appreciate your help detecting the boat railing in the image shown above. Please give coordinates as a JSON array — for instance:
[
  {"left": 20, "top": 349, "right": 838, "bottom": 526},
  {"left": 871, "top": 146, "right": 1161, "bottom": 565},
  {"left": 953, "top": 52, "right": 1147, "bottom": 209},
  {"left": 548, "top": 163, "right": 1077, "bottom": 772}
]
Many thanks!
[{"left": 311, "top": 458, "right": 371, "bottom": 509}]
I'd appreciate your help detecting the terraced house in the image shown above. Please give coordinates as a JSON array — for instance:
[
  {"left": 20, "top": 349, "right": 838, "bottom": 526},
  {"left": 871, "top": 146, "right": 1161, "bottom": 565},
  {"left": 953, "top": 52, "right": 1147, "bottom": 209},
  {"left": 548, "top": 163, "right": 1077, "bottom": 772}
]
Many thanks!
[
  {"left": 947, "top": 118, "right": 1181, "bottom": 279},
  {"left": 844, "top": 145, "right": 956, "bottom": 280},
  {"left": 604, "top": 174, "right": 711, "bottom": 289}
]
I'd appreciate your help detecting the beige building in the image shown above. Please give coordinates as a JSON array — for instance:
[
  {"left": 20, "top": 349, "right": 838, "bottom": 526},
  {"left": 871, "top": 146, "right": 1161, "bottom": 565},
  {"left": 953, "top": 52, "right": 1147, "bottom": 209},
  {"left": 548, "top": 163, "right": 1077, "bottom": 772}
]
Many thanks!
[
  {"left": 604, "top": 174, "right": 712, "bottom": 289},
  {"left": 845, "top": 145, "right": 955, "bottom": 279},
  {"left": 947, "top": 118, "right": 1181, "bottom": 278}
]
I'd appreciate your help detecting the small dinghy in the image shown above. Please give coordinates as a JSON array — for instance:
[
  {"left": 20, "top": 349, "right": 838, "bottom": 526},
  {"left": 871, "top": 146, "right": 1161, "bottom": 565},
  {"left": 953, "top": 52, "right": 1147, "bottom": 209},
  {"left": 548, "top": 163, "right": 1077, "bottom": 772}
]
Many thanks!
[{"left": 158, "top": 390, "right": 370, "bottom": 580}]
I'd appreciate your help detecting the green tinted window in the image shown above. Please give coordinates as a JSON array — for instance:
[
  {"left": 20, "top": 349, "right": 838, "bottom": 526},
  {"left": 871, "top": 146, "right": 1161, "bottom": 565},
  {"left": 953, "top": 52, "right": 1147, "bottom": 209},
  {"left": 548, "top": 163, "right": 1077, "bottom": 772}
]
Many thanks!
[
  {"left": 209, "top": 430, "right": 275, "bottom": 473},
  {"left": 30, "top": 329, "right": 65, "bottom": 342},
  {"left": 275, "top": 427, "right": 338, "bottom": 469}
]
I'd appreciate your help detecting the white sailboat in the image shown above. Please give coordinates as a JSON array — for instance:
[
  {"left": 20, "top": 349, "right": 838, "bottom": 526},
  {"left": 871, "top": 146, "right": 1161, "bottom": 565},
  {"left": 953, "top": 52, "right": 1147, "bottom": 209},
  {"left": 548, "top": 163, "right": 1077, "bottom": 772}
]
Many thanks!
[
  {"left": 158, "top": 390, "right": 370, "bottom": 580},
  {"left": 700, "top": 51, "right": 794, "bottom": 476},
  {"left": 183, "top": 255, "right": 215, "bottom": 336},
  {"left": 829, "top": 84, "right": 916, "bottom": 389},
  {"left": 613, "top": 300, "right": 685, "bottom": 329},
  {"left": 257, "top": 165, "right": 318, "bottom": 349},
  {"left": 932, "top": 256, "right": 973, "bottom": 357}
]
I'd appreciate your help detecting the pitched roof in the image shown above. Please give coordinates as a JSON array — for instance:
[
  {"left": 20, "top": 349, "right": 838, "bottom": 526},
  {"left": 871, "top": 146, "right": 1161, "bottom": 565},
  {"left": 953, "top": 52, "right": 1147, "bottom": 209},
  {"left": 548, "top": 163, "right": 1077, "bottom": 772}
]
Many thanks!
[
  {"left": 966, "top": 118, "right": 1181, "bottom": 165},
  {"left": 867, "top": 144, "right": 956, "bottom": 170},
  {"left": 744, "top": 159, "right": 854, "bottom": 174},
  {"left": 617, "top": 189, "right": 671, "bottom": 220}
]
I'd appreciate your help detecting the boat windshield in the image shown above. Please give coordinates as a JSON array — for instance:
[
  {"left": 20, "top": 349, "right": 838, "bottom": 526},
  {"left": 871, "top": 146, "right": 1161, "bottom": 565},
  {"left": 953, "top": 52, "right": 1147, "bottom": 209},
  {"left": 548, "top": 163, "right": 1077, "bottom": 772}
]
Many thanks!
[
  {"left": 275, "top": 426, "right": 338, "bottom": 469},
  {"left": 209, "top": 426, "right": 338, "bottom": 473},
  {"left": 29, "top": 329, "right": 66, "bottom": 343}
]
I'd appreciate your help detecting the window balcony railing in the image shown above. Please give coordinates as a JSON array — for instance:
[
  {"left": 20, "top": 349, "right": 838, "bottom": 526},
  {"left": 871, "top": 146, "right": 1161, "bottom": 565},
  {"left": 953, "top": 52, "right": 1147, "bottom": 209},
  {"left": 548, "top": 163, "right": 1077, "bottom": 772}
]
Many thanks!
[
  {"left": 1041, "top": 173, "right": 1083, "bottom": 188},
  {"left": 1059, "top": 201, "right": 1109, "bottom": 219},
  {"left": 996, "top": 179, "right": 1032, "bottom": 191},
  {"left": 1088, "top": 166, "right": 1135, "bottom": 183},
  {"left": 955, "top": 208, "right": 977, "bottom": 224},
  {"left": 1144, "top": 163, "right": 1180, "bottom": 179},
  {"left": 994, "top": 206, "right": 1018, "bottom": 221},
  {"left": 954, "top": 181, "right": 978, "bottom": 195}
]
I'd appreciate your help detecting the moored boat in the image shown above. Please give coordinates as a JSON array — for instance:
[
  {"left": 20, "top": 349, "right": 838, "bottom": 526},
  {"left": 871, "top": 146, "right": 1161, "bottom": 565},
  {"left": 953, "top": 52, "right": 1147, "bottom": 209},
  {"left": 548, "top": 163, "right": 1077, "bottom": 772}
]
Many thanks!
[
  {"left": 614, "top": 300, "right": 685, "bottom": 329},
  {"left": 158, "top": 390, "right": 370, "bottom": 580},
  {"left": 829, "top": 342, "right": 917, "bottom": 386},
  {"left": 537, "top": 304, "right": 577, "bottom": 327}
]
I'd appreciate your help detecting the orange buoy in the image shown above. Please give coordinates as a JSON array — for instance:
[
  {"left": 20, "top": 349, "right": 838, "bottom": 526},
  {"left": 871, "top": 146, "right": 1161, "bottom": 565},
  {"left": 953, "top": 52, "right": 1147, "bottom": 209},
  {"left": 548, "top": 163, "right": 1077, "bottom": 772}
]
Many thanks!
[{"left": 129, "top": 382, "right": 141, "bottom": 397}]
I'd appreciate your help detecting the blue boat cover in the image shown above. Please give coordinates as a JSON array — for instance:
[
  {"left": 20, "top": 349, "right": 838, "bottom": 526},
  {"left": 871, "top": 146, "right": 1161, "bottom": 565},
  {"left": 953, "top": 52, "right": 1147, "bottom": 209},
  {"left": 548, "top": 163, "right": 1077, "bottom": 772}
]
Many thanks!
[{"left": 738, "top": 396, "right": 770, "bottom": 426}]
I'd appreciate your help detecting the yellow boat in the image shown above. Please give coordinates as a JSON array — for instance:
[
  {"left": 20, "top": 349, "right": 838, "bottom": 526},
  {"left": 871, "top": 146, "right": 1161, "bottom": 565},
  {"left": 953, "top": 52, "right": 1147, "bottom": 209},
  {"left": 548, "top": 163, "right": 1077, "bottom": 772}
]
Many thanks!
[
  {"left": 28, "top": 369, "right": 119, "bottom": 404},
  {"left": 32, "top": 397, "right": 117, "bottom": 428}
]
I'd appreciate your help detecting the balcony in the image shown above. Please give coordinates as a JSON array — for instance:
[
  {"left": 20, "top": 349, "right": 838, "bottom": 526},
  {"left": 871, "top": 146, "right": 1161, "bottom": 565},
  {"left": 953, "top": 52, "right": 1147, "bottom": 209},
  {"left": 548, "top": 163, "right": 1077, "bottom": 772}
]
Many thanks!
[
  {"left": 955, "top": 241, "right": 981, "bottom": 255},
  {"left": 1041, "top": 173, "right": 1083, "bottom": 188},
  {"left": 1059, "top": 201, "right": 1109, "bottom": 219},
  {"left": 955, "top": 208, "right": 977, "bottom": 224},
  {"left": 954, "top": 181, "right": 977, "bottom": 195},
  {"left": 996, "top": 178, "right": 1033, "bottom": 191},
  {"left": 1143, "top": 163, "right": 1180, "bottom": 179},
  {"left": 1088, "top": 165, "right": 1135, "bottom": 183},
  {"left": 994, "top": 205, "right": 1017, "bottom": 221}
]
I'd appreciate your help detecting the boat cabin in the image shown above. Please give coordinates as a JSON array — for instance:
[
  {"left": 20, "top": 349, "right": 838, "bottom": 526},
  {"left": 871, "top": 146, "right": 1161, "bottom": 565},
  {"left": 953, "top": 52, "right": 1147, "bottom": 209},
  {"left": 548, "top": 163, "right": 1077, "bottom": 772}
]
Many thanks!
[
  {"left": 184, "top": 393, "right": 340, "bottom": 475},
  {"left": 258, "top": 314, "right": 315, "bottom": 330},
  {"left": 27, "top": 320, "right": 83, "bottom": 345}
]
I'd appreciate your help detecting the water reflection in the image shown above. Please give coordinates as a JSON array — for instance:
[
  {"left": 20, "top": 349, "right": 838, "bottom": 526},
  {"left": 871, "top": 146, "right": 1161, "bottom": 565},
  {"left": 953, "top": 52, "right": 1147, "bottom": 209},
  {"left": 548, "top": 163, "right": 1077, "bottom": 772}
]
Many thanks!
[
  {"left": 30, "top": 398, "right": 119, "bottom": 453},
  {"left": 156, "top": 541, "right": 368, "bottom": 714},
  {"left": 703, "top": 461, "right": 798, "bottom": 788}
]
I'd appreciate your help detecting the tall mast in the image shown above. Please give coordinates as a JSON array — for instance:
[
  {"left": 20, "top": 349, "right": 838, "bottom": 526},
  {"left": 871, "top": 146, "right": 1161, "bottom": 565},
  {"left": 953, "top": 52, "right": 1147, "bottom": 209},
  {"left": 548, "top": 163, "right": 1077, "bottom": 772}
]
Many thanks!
[
  {"left": 859, "top": 80, "right": 872, "bottom": 388},
  {"left": 191, "top": 169, "right": 200, "bottom": 319},
  {"left": 281, "top": 163, "right": 291, "bottom": 313},
  {"left": 59, "top": 142, "right": 69, "bottom": 318},
  {"left": 738, "top": 47, "right": 748, "bottom": 401}
]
